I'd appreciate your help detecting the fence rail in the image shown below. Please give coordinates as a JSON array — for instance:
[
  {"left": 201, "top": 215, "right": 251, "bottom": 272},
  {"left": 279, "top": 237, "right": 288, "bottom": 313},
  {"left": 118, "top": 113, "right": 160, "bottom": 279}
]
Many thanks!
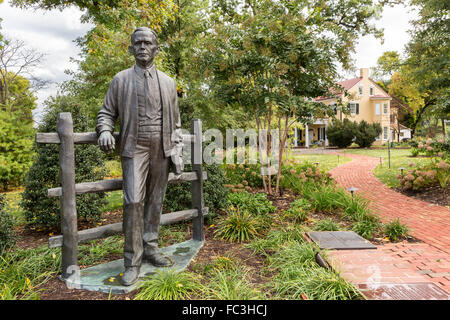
[{"left": 36, "top": 113, "right": 205, "bottom": 280}]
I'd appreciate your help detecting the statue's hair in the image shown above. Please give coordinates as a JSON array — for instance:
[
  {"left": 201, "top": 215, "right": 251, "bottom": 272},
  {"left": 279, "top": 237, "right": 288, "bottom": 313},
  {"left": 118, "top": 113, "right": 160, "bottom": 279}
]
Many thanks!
[{"left": 130, "top": 27, "right": 158, "bottom": 44}]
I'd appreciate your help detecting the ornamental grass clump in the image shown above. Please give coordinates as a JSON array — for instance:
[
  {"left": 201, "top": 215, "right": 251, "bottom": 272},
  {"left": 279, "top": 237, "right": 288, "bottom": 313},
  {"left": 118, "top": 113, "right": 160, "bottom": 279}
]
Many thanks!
[
  {"left": 284, "top": 199, "right": 311, "bottom": 222},
  {"left": 313, "top": 218, "right": 341, "bottom": 231},
  {"left": 383, "top": 219, "right": 409, "bottom": 242},
  {"left": 202, "top": 267, "right": 265, "bottom": 300},
  {"left": 135, "top": 269, "right": 200, "bottom": 300},
  {"left": 215, "top": 207, "right": 259, "bottom": 243},
  {"left": 245, "top": 225, "right": 305, "bottom": 256}
]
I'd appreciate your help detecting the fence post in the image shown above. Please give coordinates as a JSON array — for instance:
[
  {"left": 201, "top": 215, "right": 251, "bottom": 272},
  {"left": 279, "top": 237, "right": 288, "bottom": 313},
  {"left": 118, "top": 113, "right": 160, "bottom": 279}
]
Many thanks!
[
  {"left": 57, "top": 113, "right": 78, "bottom": 279},
  {"left": 190, "top": 119, "right": 204, "bottom": 241}
]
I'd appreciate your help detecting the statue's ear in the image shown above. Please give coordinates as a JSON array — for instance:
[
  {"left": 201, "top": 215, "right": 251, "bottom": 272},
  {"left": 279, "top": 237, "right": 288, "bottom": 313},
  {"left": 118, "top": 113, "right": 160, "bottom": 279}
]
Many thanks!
[{"left": 128, "top": 45, "right": 134, "bottom": 55}]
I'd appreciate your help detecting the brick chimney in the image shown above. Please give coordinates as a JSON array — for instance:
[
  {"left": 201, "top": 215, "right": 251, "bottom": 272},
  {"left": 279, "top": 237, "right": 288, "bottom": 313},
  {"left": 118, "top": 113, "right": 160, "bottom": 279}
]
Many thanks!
[{"left": 360, "top": 68, "right": 369, "bottom": 79}]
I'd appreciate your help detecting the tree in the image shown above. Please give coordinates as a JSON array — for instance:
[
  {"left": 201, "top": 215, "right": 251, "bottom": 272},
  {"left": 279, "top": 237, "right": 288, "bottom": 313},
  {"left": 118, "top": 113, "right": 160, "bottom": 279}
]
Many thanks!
[
  {"left": 197, "top": 0, "right": 396, "bottom": 194},
  {"left": 0, "top": 109, "right": 34, "bottom": 190},
  {"left": 0, "top": 37, "right": 44, "bottom": 111},
  {"left": 20, "top": 95, "right": 108, "bottom": 230},
  {"left": 354, "top": 120, "right": 382, "bottom": 148},
  {"left": 388, "top": 0, "right": 450, "bottom": 137},
  {"left": 0, "top": 35, "right": 40, "bottom": 190}
]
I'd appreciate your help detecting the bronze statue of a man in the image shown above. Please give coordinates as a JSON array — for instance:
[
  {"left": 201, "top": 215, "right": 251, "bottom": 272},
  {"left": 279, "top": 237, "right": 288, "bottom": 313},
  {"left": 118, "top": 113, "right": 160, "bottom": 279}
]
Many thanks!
[{"left": 96, "top": 27, "right": 183, "bottom": 286}]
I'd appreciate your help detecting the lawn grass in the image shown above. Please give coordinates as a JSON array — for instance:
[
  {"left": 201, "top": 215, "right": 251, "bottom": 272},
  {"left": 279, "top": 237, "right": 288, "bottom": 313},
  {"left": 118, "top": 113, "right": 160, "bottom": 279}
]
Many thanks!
[
  {"left": 289, "top": 153, "right": 352, "bottom": 172},
  {"left": 344, "top": 148, "right": 433, "bottom": 188}
]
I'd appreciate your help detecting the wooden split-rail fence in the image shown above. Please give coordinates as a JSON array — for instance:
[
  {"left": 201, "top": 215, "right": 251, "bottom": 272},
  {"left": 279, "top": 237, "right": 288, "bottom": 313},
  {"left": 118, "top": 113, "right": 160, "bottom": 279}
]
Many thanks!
[{"left": 36, "top": 113, "right": 207, "bottom": 279}]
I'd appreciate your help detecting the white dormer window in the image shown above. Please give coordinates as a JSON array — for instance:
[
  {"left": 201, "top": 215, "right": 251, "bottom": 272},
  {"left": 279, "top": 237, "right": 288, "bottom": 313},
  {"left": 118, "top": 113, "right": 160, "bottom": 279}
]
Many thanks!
[
  {"left": 370, "top": 86, "right": 374, "bottom": 96},
  {"left": 358, "top": 85, "right": 363, "bottom": 96}
]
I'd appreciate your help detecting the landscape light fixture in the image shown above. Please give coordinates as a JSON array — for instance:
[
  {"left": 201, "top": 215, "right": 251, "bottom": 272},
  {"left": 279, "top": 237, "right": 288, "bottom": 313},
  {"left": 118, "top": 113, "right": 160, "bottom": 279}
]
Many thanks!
[
  {"left": 399, "top": 167, "right": 405, "bottom": 177},
  {"left": 314, "top": 162, "right": 319, "bottom": 168},
  {"left": 346, "top": 186, "right": 358, "bottom": 201}
]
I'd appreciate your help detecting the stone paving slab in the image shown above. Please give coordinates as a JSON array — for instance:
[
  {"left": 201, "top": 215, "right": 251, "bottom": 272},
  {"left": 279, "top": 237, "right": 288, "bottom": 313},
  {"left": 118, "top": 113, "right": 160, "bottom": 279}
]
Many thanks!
[
  {"left": 63, "top": 239, "right": 204, "bottom": 294},
  {"left": 307, "top": 231, "right": 377, "bottom": 250}
]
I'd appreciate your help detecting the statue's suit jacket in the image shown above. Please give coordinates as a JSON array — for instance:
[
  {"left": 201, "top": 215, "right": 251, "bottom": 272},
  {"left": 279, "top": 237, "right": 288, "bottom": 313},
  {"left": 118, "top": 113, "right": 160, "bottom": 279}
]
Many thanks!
[{"left": 96, "top": 66, "right": 182, "bottom": 159}]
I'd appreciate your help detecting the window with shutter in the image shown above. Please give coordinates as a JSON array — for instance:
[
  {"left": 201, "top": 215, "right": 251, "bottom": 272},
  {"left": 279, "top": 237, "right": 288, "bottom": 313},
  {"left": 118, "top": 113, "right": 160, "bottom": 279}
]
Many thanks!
[{"left": 356, "top": 103, "right": 359, "bottom": 114}]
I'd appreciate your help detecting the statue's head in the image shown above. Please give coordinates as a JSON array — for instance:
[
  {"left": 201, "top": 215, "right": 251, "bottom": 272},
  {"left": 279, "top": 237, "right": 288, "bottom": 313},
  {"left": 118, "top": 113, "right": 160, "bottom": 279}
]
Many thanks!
[{"left": 129, "top": 27, "right": 159, "bottom": 68}]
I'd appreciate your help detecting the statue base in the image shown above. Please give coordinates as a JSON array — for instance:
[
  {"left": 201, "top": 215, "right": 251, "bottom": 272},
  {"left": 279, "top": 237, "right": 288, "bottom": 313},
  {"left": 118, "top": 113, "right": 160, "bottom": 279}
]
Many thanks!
[{"left": 62, "top": 239, "right": 204, "bottom": 294}]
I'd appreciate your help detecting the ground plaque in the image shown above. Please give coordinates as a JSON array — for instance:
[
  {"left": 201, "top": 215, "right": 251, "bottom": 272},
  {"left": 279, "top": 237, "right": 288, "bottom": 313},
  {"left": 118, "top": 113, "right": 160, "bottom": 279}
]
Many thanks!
[
  {"left": 306, "top": 231, "right": 377, "bottom": 250},
  {"left": 358, "top": 283, "right": 450, "bottom": 300}
]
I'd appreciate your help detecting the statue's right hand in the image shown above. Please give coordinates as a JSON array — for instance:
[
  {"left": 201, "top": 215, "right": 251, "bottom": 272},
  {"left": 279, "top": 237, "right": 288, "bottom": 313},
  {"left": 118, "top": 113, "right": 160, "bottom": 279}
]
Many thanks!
[{"left": 98, "top": 131, "right": 115, "bottom": 153}]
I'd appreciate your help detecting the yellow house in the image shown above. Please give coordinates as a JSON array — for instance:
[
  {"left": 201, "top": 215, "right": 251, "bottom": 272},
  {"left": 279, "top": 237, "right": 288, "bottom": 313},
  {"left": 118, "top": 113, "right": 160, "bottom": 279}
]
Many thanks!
[{"left": 292, "top": 68, "right": 399, "bottom": 147}]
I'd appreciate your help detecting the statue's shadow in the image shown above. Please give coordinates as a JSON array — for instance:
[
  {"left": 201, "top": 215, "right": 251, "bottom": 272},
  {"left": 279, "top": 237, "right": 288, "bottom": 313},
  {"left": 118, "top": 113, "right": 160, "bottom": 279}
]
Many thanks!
[{"left": 64, "top": 239, "right": 204, "bottom": 294}]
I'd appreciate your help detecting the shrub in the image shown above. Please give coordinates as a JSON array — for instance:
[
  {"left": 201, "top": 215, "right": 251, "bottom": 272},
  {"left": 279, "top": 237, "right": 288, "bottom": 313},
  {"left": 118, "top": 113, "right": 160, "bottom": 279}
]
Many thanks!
[
  {"left": 20, "top": 96, "right": 107, "bottom": 230},
  {"left": 135, "top": 269, "right": 200, "bottom": 300},
  {"left": 398, "top": 159, "right": 449, "bottom": 191},
  {"left": 214, "top": 207, "right": 259, "bottom": 242},
  {"left": 383, "top": 219, "right": 409, "bottom": 242},
  {"left": 0, "top": 195, "right": 16, "bottom": 255},
  {"left": 354, "top": 120, "right": 382, "bottom": 148},
  {"left": 326, "top": 119, "right": 358, "bottom": 148},
  {"left": 164, "top": 163, "right": 230, "bottom": 213},
  {"left": 227, "top": 191, "right": 276, "bottom": 216}
]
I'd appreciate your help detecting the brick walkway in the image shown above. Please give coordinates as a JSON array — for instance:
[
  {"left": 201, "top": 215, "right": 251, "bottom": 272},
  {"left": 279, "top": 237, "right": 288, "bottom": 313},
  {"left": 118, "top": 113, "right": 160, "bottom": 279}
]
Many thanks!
[
  {"left": 329, "top": 153, "right": 450, "bottom": 254},
  {"left": 327, "top": 152, "right": 450, "bottom": 296}
]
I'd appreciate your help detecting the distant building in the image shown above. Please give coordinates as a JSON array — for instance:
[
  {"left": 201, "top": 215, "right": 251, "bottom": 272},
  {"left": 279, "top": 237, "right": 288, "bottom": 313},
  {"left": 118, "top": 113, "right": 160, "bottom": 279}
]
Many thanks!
[{"left": 292, "top": 68, "right": 411, "bottom": 148}]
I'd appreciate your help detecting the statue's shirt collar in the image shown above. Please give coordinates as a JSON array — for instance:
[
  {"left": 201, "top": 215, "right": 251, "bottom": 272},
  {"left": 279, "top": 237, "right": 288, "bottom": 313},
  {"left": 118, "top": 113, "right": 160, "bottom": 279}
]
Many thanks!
[{"left": 134, "top": 64, "right": 156, "bottom": 79}]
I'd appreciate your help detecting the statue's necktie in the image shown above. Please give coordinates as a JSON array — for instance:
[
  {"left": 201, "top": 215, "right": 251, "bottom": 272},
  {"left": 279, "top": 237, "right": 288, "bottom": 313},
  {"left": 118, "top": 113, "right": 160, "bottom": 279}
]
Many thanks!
[{"left": 143, "top": 70, "right": 152, "bottom": 118}]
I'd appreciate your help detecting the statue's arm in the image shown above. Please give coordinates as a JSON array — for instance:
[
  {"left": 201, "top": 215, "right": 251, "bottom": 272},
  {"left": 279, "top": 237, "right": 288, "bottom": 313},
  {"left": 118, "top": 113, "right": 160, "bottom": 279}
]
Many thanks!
[
  {"left": 96, "top": 77, "right": 119, "bottom": 153},
  {"left": 96, "top": 77, "right": 119, "bottom": 136}
]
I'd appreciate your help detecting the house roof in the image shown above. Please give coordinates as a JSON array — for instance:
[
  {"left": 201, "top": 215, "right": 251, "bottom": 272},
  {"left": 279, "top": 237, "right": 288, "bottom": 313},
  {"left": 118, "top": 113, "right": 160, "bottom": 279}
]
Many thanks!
[
  {"left": 315, "top": 77, "right": 362, "bottom": 101},
  {"left": 315, "top": 74, "right": 394, "bottom": 101}
]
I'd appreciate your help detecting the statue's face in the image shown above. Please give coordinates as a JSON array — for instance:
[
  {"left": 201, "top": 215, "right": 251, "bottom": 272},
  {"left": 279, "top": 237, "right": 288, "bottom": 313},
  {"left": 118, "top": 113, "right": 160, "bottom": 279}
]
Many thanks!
[{"left": 130, "top": 30, "right": 158, "bottom": 67}]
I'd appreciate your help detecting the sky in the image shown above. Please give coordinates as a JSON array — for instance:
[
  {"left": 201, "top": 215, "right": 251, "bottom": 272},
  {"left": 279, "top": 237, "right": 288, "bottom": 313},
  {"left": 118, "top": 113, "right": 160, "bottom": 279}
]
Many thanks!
[{"left": 0, "top": 1, "right": 418, "bottom": 125}]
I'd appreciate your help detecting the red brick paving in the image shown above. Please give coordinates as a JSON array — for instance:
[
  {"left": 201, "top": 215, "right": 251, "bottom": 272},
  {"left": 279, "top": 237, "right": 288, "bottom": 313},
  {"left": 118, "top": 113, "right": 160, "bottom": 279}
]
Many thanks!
[
  {"left": 326, "top": 153, "right": 450, "bottom": 296},
  {"left": 329, "top": 153, "right": 450, "bottom": 254}
]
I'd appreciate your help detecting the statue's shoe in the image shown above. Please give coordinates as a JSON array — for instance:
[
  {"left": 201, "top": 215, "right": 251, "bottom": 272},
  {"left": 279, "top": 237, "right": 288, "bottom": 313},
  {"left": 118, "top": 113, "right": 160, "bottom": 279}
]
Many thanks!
[
  {"left": 120, "top": 266, "right": 140, "bottom": 286},
  {"left": 143, "top": 251, "right": 173, "bottom": 267}
]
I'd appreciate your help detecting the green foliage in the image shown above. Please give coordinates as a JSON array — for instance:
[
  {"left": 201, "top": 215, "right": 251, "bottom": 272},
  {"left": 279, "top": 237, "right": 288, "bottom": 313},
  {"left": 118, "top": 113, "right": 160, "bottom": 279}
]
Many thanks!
[
  {"left": 202, "top": 267, "right": 264, "bottom": 300},
  {"left": 214, "top": 207, "right": 259, "bottom": 243},
  {"left": 313, "top": 219, "right": 341, "bottom": 232},
  {"left": 269, "top": 242, "right": 362, "bottom": 300},
  {"left": 224, "top": 162, "right": 263, "bottom": 189},
  {"left": 227, "top": 191, "right": 276, "bottom": 216},
  {"left": 135, "top": 269, "right": 200, "bottom": 300},
  {"left": 164, "top": 163, "right": 230, "bottom": 213},
  {"left": 0, "top": 246, "right": 61, "bottom": 300},
  {"left": 245, "top": 225, "right": 305, "bottom": 257},
  {"left": 0, "top": 195, "right": 16, "bottom": 255},
  {"left": 384, "top": 219, "right": 409, "bottom": 242},
  {"left": 352, "top": 217, "right": 381, "bottom": 240},
  {"left": 398, "top": 159, "right": 449, "bottom": 191},
  {"left": 284, "top": 199, "right": 310, "bottom": 223},
  {"left": 326, "top": 119, "right": 358, "bottom": 148},
  {"left": 20, "top": 96, "right": 107, "bottom": 230},
  {"left": 0, "top": 110, "right": 34, "bottom": 190},
  {"left": 354, "top": 120, "right": 382, "bottom": 148}
]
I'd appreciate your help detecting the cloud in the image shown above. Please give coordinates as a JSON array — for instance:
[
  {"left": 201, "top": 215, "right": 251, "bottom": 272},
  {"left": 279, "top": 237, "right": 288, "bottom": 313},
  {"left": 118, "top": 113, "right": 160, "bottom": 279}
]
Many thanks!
[{"left": 1, "top": 0, "right": 93, "bottom": 125}]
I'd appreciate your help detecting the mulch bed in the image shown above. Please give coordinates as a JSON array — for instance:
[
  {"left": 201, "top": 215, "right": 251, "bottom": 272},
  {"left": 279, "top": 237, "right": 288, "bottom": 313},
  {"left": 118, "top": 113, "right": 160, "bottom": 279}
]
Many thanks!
[
  {"left": 13, "top": 187, "right": 419, "bottom": 300},
  {"left": 395, "top": 184, "right": 449, "bottom": 207}
]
